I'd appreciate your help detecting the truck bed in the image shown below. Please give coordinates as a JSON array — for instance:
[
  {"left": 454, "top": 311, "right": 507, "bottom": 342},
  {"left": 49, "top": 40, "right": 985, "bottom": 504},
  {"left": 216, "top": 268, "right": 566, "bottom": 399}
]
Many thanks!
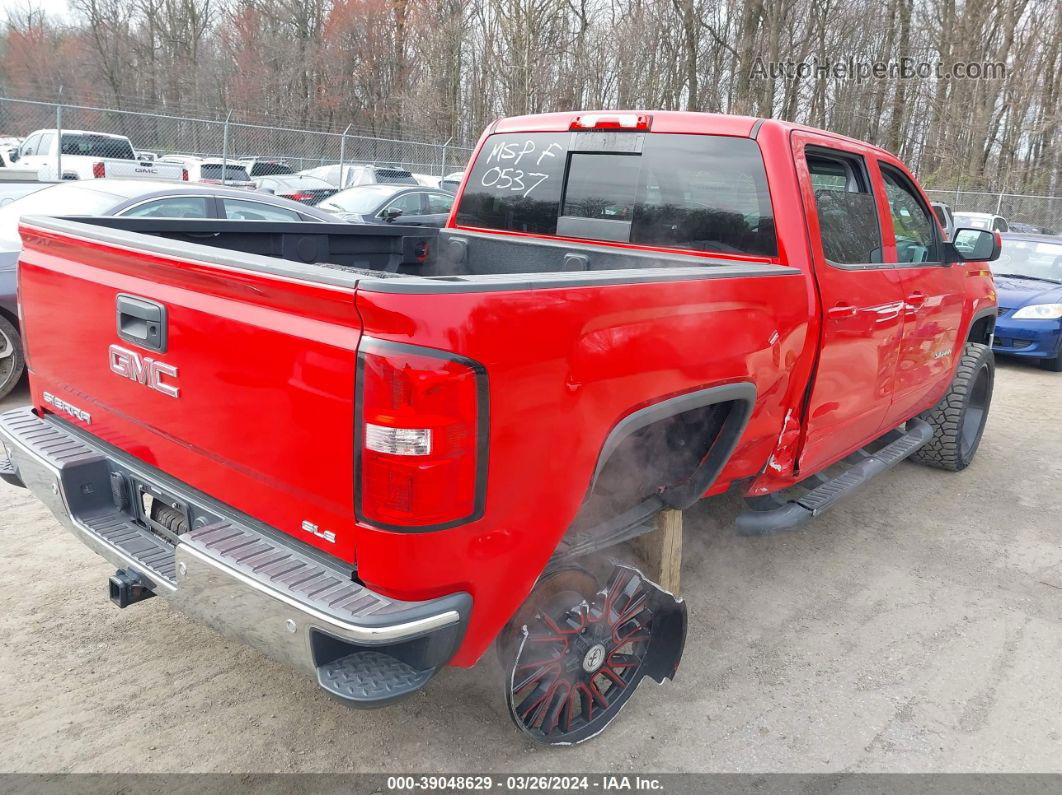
[{"left": 76, "top": 215, "right": 774, "bottom": 282}]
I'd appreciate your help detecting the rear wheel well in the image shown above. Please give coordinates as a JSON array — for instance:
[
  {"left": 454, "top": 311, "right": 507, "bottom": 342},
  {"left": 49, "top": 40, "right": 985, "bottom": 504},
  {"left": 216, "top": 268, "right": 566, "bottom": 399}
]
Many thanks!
[
  {"left": 561, "top": 384, "right": 755, "bottom": 553},
  {"left": 575, "top": 402, "right": 730, "bottom": 529},
  {"left": 968, "top": 312, "right": 995, "bottom": 346}
]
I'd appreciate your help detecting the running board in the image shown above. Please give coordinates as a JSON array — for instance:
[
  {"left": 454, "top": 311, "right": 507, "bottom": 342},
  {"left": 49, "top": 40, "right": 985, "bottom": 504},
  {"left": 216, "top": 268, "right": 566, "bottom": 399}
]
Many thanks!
[{"left": 735, "top": 419, "right": 934, "bottom": 536}]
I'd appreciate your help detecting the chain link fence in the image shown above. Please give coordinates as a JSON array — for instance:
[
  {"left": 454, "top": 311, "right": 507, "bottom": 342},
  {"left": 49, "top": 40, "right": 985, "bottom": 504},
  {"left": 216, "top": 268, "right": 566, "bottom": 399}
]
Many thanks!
[
  {"left": 925, "top": 189, "right": 1061, "bottom": 234},
  {"left": 1, "top": 95, "right": 1058, "bottom": 232},
  {"left": 0, "top": 96, "right": 475, "bottom": 178}
]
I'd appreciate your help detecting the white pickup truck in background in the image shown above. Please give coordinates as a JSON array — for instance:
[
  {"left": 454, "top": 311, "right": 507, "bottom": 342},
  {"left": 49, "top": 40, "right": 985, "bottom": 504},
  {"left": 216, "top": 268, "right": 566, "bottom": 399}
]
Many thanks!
[{"left": 11, "top": 129, "right": 186, "bottom": 182}]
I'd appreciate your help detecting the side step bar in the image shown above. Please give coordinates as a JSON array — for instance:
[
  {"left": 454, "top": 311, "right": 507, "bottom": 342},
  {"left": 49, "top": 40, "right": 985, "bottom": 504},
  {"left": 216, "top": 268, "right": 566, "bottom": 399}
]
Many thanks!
[{"left": 735, "top": 419, "right": 934, "bottom": 536}]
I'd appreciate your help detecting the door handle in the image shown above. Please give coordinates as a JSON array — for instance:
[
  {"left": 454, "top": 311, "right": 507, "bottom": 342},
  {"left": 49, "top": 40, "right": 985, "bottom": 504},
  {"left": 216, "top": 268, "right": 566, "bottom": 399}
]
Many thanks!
[
  {"left": 906, "top": 291, "right": 926, "bottom": 309},
  {"left": 116, "top": 294, "right": 167, "bottom": 353},
  {"left": 827, "top": 303, "right": 858, "bottom": 319}
]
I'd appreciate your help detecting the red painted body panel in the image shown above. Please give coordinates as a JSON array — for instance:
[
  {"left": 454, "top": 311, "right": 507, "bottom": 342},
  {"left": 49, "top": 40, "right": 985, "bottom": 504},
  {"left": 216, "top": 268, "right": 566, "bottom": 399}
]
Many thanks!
[
  {"left": 15, "top": 111, "right": 996, "bottom": 669},
  {"left": 19, "top": 228, "right": 365, "bottom": 563},
  {"left": 352, "top": 274, "right": 810, "bottom": 664}
]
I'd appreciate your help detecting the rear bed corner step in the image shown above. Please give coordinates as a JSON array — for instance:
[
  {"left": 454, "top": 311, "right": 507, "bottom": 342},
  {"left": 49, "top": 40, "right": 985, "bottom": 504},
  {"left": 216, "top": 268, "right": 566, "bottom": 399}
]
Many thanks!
[
  {"left": 317, "top": 651, "right": 436, "bottom": 708},
  {"left": 0, "top": 454, "right": 23, "bottom": 488},
  {"left": 735, "top": 419, "right": 934, "bottom": 536}
]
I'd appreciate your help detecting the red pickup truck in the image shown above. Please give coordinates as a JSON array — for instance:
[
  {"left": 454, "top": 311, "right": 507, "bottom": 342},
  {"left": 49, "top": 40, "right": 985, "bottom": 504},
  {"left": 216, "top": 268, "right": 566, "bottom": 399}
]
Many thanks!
[{"left": 1, "top": 111, "right": 1000, "bottom": 746}]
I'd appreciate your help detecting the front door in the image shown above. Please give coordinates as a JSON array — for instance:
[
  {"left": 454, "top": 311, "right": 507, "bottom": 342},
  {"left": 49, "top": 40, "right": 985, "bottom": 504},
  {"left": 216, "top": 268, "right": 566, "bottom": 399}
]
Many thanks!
[
  {"left": 793, "top": 132, "right": 907, "bottom": 474},
  {"left": 877, "top": 162, "right": 964, "bottom": 421}
]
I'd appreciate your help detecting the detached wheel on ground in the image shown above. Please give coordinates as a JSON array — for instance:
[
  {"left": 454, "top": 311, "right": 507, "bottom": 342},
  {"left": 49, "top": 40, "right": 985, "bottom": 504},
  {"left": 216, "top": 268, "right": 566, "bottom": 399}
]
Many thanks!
[
  {"left": 0, "top": 316, "right": 25, "bottom": 401},
  {"left": 911, "top": 341, "right": 994, "bottom": 472},
  {"left": 500, "top": 564, "right": 687, "bottom": 745}
]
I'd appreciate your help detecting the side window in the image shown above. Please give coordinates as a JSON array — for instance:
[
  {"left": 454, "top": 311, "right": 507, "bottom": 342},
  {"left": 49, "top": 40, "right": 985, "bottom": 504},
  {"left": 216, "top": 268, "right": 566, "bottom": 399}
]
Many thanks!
[
  {"left": 425, "top": 192, "right": 454, "bottom": 214},
  {"left": 806, "top": 151, "right": 883, "bottom": 264},
  {"left": 119, "top": 196, "right": 211, "bottom": 219},
  {"left": 222, "top": 199, "right": 302, "bottom": 221},
  {"left": 880, "top": 165, "right": 940, "bottom": 264},
  {"left": 380, "top": 192, "right": 423, "bottom": 217},
  {"left": 20, "top": 134, "right": 41, "bottom": 158},
  {"left": 37, "top": 132, "right": 55, "bottom": 155}
]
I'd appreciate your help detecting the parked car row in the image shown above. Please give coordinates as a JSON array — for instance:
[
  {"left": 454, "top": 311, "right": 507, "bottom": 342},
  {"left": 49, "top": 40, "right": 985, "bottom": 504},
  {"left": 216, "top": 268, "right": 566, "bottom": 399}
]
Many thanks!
[
  {"left": 0, "top": 126, "right": 468, "bottom": 197},
  {"left": 922, "top": 202, "right": 1056, "bottom": 241}
]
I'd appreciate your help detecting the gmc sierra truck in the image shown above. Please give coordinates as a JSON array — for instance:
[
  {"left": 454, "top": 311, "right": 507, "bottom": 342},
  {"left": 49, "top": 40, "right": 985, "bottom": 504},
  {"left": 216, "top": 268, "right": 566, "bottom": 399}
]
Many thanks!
[
  {"left": 11, "top": 129, "right": 186, "bottom": 182},
  {"left": 0, "top": 111, "right": 1001, "bottom": 746}
]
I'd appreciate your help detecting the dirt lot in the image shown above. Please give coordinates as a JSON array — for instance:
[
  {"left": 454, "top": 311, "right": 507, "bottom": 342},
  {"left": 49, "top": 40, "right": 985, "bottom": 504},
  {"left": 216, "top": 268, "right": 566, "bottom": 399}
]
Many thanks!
[{"left": 1, "top": 357, "right": 1061, "bottom": 773}]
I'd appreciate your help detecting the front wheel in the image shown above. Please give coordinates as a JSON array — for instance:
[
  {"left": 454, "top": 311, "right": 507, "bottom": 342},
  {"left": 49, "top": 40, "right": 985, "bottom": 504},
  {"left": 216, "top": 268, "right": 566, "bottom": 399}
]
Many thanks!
[
  {"left": 910, "top": 341, "right": 994, "bottom": 472},
  {"left": 0, "top": 315, "right": 25, "bottom": 401}
]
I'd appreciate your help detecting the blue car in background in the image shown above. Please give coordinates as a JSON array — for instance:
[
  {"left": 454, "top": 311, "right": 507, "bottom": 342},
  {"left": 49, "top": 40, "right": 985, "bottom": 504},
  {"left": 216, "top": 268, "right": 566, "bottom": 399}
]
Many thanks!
[{"left": 992, "top": 233, "right": 1062, "bottom": 371}]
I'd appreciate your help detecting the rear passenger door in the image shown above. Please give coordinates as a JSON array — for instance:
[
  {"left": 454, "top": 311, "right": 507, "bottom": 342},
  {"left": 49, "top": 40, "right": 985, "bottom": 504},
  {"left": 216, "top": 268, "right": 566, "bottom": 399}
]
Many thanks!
[
  {"left": 794, "top": 133, "right": 907, "bottom": 474},
  {"left": 876, "top": 162, "right": 963, "bottom": 422}
]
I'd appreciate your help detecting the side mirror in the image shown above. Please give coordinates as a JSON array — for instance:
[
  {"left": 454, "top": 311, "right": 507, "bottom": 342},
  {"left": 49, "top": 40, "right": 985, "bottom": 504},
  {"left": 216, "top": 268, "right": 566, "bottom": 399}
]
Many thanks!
[
  {"left": 382, "top": 207, "right": 403, "bottom": 222},
  {"left": 946, "top": 228, "right": 1001, "bottom": 263},
  {"left": 9, "top": 151, "right": 18, "bottom": 163}
]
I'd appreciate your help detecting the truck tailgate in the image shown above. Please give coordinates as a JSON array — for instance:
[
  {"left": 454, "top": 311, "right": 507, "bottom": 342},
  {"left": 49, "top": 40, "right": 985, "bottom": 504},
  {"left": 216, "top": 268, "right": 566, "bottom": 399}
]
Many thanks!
[
  {"left": 100, "top": 159, "right": 185, "bottom": 180},
  {"left": 16, "top": 219, "right": 363, "bottom": 562}
]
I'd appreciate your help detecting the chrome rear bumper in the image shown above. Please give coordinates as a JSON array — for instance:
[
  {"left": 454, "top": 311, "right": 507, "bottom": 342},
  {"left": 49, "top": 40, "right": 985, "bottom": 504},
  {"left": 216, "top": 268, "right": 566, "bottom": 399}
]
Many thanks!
[{"left": 0, "top": 406, "right": 469, "bottom": 699}]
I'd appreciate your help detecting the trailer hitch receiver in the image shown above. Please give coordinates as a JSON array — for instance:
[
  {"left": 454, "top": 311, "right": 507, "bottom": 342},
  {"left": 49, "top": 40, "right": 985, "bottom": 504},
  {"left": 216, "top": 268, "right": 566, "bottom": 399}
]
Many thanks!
[{"left": 109, "top": 568, "right": 156, "bottom": 608}]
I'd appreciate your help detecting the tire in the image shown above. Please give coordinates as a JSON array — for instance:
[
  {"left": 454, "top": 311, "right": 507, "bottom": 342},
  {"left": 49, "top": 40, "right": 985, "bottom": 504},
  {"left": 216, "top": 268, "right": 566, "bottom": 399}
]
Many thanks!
[
  {"left": 1039, "top": 350, "right": 1062, "bottom": 372},
  {"left": 910, "top": 341, "right": 994, "bottom": 472},
  {"left": 0, "top": 315, "right": 25, "bottom": 401},
  {"left": 499, "top": 564, "right": 687, "bottom": 745}
]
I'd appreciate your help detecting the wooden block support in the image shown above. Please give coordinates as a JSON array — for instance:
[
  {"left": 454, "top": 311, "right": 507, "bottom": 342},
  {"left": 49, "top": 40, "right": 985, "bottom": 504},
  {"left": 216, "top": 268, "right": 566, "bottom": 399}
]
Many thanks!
[{"left": 633, "top": 509, "right": 683, "bottom": 595}]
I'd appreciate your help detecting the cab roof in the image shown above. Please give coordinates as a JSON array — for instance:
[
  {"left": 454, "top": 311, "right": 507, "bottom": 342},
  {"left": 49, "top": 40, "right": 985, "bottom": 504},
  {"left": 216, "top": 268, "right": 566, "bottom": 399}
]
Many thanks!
[{"left": 489, "top": 110, "right": 895, "bottom": 156}]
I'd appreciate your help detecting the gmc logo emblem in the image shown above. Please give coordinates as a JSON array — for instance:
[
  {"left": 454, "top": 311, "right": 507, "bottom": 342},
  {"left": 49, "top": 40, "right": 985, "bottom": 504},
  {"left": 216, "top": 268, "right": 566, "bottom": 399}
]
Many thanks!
[{"left": 108, "top": 344, "right": 180, "bottom": 398}]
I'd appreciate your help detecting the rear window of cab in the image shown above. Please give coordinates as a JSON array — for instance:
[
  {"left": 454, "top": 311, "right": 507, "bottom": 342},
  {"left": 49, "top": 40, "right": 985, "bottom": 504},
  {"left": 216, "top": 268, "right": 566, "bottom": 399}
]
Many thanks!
[{"left": 455, "top": 131, "right": 777, "bottom": 257}]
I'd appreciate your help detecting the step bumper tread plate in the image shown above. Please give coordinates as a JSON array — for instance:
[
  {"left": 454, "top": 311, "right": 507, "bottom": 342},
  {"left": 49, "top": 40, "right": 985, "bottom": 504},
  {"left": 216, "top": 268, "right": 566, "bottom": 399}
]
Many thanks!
[{"left": 0, "top": 405, "right": 470, "bottom": 678}]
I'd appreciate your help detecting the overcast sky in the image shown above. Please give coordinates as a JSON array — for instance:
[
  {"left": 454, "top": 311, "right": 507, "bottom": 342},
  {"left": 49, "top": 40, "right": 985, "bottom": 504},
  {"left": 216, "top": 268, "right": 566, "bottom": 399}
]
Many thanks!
[{"left": 0, "top": 0, "right": 72, "bottom": 23}]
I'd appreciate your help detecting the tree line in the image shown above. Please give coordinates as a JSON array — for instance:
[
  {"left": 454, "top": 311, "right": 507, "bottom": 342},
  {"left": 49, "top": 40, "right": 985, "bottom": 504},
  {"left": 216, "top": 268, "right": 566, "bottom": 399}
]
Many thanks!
[{"left": 0, "top": 0, "right": 1058, "bottom": 195}]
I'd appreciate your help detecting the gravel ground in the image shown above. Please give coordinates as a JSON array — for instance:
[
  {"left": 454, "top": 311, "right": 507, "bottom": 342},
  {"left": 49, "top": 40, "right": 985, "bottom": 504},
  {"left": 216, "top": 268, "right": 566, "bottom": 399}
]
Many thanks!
[{"left": 1, "top": 357, "right": 1061, "bottom": 773}]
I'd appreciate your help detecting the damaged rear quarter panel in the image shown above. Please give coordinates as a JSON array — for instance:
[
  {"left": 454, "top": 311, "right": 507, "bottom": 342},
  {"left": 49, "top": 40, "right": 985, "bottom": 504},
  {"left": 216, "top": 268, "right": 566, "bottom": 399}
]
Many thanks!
[{"left": 352, "top": 272, "right": 811, "bottom": 666}]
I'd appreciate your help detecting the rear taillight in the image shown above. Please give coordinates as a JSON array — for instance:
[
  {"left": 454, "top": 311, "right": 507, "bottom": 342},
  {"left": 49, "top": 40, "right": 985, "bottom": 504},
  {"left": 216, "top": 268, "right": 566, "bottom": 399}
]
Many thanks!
[
  {"left": 181, "top": 168, "right": 189, "bottom": 181},
  {"left": 289, "top": 192, "right": 314, "bottom": 202},
  {"left": 91, "top": 161, "right": 105, "bottom": 178},
  {"left": 356, "top": 339, "right": 487, "bottom": 530}
]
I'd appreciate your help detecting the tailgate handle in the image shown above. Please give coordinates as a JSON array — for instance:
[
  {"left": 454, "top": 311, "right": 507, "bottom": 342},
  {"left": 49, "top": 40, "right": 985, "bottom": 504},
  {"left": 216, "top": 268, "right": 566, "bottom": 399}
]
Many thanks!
[{"left": 116, "top": 294, "right": 167, "bottom": 353}]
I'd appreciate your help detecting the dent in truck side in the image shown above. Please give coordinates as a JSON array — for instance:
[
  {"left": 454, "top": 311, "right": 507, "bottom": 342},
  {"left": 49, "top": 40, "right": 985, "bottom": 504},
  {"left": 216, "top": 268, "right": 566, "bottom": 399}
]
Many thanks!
[{"left": 351, "top": 265, "right": 812, "bottom": 667}]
